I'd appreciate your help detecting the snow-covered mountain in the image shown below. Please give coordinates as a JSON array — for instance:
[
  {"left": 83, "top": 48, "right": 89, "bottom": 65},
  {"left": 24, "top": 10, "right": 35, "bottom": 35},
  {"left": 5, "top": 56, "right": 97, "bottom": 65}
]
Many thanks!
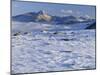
[
  {"left": 36, "top": 10, "right": 52, "bottom": 22},
  {"left": 12, "top": 10, "right": 96, "bottom": 25}
]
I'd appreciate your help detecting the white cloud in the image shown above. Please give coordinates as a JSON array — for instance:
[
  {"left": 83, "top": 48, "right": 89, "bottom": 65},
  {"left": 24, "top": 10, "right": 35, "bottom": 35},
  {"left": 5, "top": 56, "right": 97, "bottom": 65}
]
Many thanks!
[
  {"left": 84, "top": 14, "right": 91, "bottom": 19},
  {"left": 61, "top": 9, "right": 73, "bottom": 14}
]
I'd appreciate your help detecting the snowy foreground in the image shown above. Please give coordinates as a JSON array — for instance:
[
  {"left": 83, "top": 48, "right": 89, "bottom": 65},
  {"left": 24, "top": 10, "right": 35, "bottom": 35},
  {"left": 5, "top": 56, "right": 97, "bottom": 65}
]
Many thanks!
[{"left": 12, "top": 29, "right": 96, "bottom": 74}]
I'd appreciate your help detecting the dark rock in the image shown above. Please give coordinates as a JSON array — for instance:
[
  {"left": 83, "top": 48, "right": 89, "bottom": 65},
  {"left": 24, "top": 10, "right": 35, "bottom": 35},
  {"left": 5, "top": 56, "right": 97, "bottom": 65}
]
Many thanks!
[
  {"left": 61, "top": 38, "right": 70, "bottom": 41},
  {"left": 86, "top": 22, "right": 96, "bottom": 29},
  {"left": 13, "top": 32, "right": 20, "bottom": 36},
  {"left": 53, "top": 32, "right": 58, "bottom": 34},
  {"left": 23, "top": 32, "right": 28, "bottom": 35},
  {"left": 60, "top": 51, "right": 72, "bottom": 53}
]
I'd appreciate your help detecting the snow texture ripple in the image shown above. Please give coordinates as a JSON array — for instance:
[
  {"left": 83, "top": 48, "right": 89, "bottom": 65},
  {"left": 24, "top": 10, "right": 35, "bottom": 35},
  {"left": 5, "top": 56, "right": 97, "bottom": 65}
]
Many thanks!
[{"left": 12, "top": 29, "right": 96, "bottom": 74}]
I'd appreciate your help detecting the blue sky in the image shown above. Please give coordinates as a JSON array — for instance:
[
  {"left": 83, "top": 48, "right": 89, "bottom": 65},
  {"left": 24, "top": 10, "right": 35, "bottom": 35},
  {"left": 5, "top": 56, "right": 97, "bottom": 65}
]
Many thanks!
[{"left": 12, "top": 1, "right": 96, "bottom": 18}]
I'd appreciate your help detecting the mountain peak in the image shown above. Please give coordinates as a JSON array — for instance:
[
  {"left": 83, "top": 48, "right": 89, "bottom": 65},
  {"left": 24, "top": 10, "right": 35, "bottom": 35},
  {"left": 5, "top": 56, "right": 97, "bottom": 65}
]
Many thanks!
[
  {"left": 38, "top": 10, "right": 46, "bottom": 15},
  {"left": 37, "top": 10, "right": 52, "bottom": 22}
]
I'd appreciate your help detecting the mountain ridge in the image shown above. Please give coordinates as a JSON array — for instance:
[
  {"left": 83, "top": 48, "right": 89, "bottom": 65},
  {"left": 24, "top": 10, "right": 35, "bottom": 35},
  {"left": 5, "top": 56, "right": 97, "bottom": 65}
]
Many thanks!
[{"left": 12, "top": 10, "right": 95, "bottom": 24}]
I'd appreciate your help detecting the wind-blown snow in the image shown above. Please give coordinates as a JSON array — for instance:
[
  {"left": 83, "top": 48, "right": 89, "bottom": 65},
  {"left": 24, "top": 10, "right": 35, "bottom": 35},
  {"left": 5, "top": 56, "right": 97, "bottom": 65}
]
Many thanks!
[
  {"left": 12, "top": 27, "right": 96, "bottom": 74},
  {"left": 12, "top": 21, "right": 94, "bottom": 35}
]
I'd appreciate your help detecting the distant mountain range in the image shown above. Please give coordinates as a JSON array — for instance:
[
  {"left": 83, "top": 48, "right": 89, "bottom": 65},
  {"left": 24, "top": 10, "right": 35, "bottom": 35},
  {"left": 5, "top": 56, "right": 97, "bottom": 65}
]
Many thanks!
[{"left": 12, "top": 10, "right": 96, "bottom": 29}]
